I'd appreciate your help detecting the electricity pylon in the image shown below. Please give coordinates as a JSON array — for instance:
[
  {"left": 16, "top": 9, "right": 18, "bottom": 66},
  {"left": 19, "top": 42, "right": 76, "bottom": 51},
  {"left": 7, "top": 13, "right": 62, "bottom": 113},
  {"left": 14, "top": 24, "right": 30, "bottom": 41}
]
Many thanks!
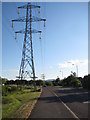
[
  {"left": 41, "top": 74, "right": 45, "bottom": 80},
  {"left": 41, "top": 74, "right": 45, "bottom": 86},
  {"left": 12, "top": 3, "right": 46, "bottom": 88}
]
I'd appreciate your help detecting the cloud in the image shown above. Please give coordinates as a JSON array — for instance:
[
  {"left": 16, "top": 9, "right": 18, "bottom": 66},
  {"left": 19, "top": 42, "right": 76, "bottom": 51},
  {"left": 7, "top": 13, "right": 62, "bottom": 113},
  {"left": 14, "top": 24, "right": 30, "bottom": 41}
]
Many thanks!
[
  {"left": 59, "top": 62, "right": 72, "bottom": 68},
  {"left": 58, "top": 59, "right": 88, "bottom": 78},
  {"left": 58, "top": 59, "right": 88, "bottom": 68}
]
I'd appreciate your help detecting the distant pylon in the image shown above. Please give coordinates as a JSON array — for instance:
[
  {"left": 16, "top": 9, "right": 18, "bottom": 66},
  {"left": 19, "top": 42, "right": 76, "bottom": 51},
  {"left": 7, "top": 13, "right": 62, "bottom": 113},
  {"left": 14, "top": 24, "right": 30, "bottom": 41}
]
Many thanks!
[
  {"left": 12, "top": 3, "right": 46, "bottom": 87},
  {"left": 41, "top": 74, "right": 45, "bottom": 80}
]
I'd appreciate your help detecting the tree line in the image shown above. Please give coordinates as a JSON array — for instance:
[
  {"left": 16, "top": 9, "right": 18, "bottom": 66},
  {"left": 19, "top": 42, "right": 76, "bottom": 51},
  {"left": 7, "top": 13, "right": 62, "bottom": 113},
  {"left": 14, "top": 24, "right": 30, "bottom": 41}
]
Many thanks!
[{"left": 1, "top": 72, "right": 90, "bottom": 90}]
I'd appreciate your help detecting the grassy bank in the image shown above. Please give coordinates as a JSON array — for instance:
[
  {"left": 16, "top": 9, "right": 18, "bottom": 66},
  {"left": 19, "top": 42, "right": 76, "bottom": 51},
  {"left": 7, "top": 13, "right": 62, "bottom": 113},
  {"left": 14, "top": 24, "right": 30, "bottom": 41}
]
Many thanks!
[{"left": 2, "top": 87, "right": 41, "bottom": 118}]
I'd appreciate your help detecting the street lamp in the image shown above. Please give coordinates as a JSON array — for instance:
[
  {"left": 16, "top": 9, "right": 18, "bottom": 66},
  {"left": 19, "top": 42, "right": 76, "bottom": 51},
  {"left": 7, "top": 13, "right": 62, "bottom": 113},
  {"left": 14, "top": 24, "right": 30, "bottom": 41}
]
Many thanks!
[
  {"left": 67, "top": 61, "right": 84, "bottom": 77},
  {"left": 72, "top": 64, "right": 78, "bottom": 77},
  {"left": 67, "top": 62, "right": 78, "bottom": 77}
]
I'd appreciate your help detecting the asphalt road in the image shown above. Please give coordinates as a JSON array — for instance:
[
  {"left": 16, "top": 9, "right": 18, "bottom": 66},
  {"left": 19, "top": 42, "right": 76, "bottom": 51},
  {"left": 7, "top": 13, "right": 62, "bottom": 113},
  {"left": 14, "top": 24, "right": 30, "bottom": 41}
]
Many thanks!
[{"left": 30, "top": 86, "right": 89, "bottom": 119}]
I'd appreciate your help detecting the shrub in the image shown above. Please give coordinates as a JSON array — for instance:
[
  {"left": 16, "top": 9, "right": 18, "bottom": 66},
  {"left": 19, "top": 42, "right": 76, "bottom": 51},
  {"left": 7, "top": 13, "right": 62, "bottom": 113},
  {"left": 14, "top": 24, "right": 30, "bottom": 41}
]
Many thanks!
[
  {"left": 37, "top": 88, "right": 41, "bottom": 92},
  {"left": 36, "top": 80, "right": 44, "bottom": 86},
  {"left": 2, "top": 86, "right": 6, "bottom": 96},
  {"left": 10, "top": 85, "right": 17, "bottom": 92},
  {"left": 45, "top": 81, "right": 53, "bottom": 86},
  {"left": 82, "top": 75, "right": 90, "bottom": 89},
  {"left": 2, "top": 85, "right": 8, "bottom": 96},
  {"left": 24, "top": 86, "right": 31, "bottom": 89},
  {"left": 2, "top": 85, "right": 18, "bottom": 95},
  {"left": 61, "top": 74, "right": 82, "bottom": 87},
  {"left": 53, "top": 77, "right": 62, "bottom": 86},
  {"left": 2, "top": 96, "right": 14, "bottom": 104}
]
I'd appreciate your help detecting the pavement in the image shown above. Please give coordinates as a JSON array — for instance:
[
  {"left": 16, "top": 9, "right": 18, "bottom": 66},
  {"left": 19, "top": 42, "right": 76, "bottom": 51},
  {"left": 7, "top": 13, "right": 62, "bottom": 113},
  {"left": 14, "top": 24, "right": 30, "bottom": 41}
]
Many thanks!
[{"left": 29, "top": 86, "right": 89, "bottom": 119}]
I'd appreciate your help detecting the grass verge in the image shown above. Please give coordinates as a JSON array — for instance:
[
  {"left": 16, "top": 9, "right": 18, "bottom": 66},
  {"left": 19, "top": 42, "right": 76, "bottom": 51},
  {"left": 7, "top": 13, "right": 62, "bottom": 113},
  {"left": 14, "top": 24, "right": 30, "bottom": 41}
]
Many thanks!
[{"left": 2, "top": 88, "right": 41, "bottom": 118}]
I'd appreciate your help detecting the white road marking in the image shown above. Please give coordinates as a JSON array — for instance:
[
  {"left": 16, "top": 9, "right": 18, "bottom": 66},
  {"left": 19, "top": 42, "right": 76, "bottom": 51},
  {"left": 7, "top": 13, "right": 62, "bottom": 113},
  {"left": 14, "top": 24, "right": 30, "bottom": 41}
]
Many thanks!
[
  {"left": 48, "top": 88, "right": 80, "bottom": 120},
  {"left": 83, "top": 101, "right": 90, "bottom": 104}
]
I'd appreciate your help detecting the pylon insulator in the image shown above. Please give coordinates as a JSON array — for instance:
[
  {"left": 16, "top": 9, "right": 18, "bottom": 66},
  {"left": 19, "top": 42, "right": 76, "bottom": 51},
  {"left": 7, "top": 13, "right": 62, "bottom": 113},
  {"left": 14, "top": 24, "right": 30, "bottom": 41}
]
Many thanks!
[
  {"left": 38, "top": 7, "right": 40, "bottom": 13},
  {"left": 40, "top": 32, "right": 41, "bottom": 39},
  {"left": 18, "top": 8, "right": 19, "bottom": 14},
  {"left": 44, "top": 20, "right": 46, "bottom": 27},
  {"left": 12, "top": 21, "right": 13, "bottom": 28},
  {"left": 15, "top": 33, "right": 17, "bottom": 39}
]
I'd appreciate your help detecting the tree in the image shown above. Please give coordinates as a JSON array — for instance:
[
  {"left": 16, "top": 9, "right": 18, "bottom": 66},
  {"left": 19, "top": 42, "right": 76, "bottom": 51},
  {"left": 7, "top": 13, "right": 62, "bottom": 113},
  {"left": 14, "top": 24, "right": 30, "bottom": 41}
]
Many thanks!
[
  {"left": 61, "top": 73, "right": 82, "bottom": 87},
  {"left": 71, "top": 71, "right": 76, "bottom": 77},
  {"left": 45, "top": 81, "right": 53, "bottom": 86},
  {"left": 2, "top": 78, "right": 8, "bottom": 85},
  {"left": 81, "top": 74, "right": 90, "bottom": 89},
  {"left": 36, "top": 80, "right": 44, "bottom": 86},
  {"left": 53, "top": 77, "right": 61, "bottom": 86}
]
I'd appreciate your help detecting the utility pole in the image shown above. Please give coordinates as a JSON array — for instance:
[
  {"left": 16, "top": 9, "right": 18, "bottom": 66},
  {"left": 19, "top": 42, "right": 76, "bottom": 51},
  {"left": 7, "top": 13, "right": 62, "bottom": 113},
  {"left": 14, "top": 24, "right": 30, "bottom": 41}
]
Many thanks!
[{"left": 12, "top": 3, "right": 46, "bottom": 90}]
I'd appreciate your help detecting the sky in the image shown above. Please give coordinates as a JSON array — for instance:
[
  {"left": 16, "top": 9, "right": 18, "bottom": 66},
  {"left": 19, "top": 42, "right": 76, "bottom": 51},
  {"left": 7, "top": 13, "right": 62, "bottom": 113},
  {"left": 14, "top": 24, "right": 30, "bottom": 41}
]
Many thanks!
[{"left": 1, "top": 2, "right": 88, "bottom": 80}]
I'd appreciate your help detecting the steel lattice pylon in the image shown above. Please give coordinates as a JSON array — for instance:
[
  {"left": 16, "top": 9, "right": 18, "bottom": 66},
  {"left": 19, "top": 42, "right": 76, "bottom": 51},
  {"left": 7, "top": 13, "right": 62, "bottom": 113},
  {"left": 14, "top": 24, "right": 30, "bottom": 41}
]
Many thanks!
[{"left": 12, "top": 3, "right": 46, "bottom": 83}]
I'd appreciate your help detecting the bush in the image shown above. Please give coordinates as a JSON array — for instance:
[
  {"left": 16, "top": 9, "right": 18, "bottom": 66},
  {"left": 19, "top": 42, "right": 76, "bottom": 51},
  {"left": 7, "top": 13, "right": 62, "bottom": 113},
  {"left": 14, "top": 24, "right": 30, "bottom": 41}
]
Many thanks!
[
  {"left": 53, "top": 77, "right": 62, "bottom": 86},
  {"left": 2, "top": 85, "right": 18, "bottom": 95},
  {"left": 7, "top": 86, "right": 12, "bottom": 92},
  {"left": 2, "top": 85, "right": 9, "bottom": 96},
  {"left": 24, "top": 86, "right": 31, "bottom": 90},
  {"left": 82, "top": 75, "right": 90, "bottom": 89},
  {"left": 45, "top": 81, "right": 53, "bottom": 86},
  {"left": 36, "top": 80, "right": 44, "bottom": 86},
  {"left": 2, "top": 96, "right": 14, "bottom": 104},
  {"left": 2, "top": 86, "right": 7, "bottom": 96},
  {"left": 70, "top": 79, "right": 82, "bottom": 87},
  {"left": 61, "top": 74, "right": 82, "bottom": 87},
  {"left": 10, "top": 85, "right": 17, "bottom": 92},
  {"left": 37, "top": 88, "right": 41, "bottom": 92}
]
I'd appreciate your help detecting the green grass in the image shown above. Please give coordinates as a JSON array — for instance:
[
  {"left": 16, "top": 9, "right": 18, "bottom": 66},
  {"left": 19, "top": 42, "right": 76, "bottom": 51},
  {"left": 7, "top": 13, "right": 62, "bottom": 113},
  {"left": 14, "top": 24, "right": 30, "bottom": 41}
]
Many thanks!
[{"left": 2, "top": 88, "right": 41, "bottom": 118}]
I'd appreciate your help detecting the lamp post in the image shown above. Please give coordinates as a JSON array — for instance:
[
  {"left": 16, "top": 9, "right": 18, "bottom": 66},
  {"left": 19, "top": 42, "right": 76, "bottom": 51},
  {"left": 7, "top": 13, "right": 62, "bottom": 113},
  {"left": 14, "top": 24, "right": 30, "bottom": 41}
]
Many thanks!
[
  {"left": 67, "top": 62, "right": 78, "bottom": 77},
  {"left": 72, "top": 64, "right": 78, "bottom": 77},
  {"left": 68, "top": 61, "right": 84, "bottom": 77}
]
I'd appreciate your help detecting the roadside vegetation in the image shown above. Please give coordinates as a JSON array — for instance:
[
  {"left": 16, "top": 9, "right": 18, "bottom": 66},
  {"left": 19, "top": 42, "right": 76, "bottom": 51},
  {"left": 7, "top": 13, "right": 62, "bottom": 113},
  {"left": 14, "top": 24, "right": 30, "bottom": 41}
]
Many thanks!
[
  {"left": 1, "top": 78, "right": 42, "bottom": 118},
  {"left": 60, "top": 72, "right": 82, "bottom": 87},
  {"left": 1, "top": 73, "right": 90, "bottom": 118},
  {"left": 52, "top": 72, "right": 90, "bottom": 90},
  {"left": 2, "top": 88, "right": 41, "bottom": 118},
  {"left": 81, "top": 74, "right": 90, "bottom": 89}
]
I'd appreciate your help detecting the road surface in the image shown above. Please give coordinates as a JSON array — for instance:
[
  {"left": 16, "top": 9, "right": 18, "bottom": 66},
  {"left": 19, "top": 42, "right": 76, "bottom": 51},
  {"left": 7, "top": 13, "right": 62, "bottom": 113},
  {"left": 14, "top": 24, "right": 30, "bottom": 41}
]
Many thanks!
[{"left": 30, "top": 86, "right": 89, "bottom": 119}]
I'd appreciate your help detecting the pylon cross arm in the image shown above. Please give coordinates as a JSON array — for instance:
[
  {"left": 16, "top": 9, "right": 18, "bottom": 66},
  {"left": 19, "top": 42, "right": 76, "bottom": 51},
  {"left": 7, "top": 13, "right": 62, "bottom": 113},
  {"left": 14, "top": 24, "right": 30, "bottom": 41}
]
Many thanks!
[
  {"left": 18, "top": 4, "right": 40, "bottom": 9},
  {"left": 15, "top": 29, "right": 41, "bottom": 34},
  {"left": 12, "top": 16, "right": 46, "bottom": 23}
]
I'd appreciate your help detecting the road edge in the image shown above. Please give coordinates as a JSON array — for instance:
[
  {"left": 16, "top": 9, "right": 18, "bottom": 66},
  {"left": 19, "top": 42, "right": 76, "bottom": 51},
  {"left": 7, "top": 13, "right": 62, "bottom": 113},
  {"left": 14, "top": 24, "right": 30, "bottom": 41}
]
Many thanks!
[{"left": 27, "top": 88, "right": 43, "bottom": 119}]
